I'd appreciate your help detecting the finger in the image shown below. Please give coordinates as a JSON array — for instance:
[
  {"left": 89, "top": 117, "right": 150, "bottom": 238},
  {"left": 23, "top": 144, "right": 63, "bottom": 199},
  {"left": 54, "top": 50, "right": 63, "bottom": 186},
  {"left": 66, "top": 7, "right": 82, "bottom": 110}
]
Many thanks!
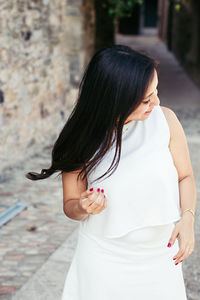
[
  {"left": 175, "top": 247, "right": 190, "bottom": 264},
  {"left": 80, "top": 197, "right": 94, "bottom": 211},
  {"left": 180, "top": 245, "right": 194, "bottom": 260},
  {"left": 99, "top": 188, "right": 106, "bottom": 204},
  {"left": 99, "top": 193, "right": 106, "bottom": 209},
  {"left": 86, "top": 187, "right": 106, "bottom": 213},
  {"left": 175, "top": 247, "right": 192, "bottom": 265},
  {"left": 92, "top": 187, "right": 104, "bottom": 203},
  {"left": 89, "top": 192, "right": 100, "bottom": 206},
  {"left": 80, "top": 189, "right": 95, "bottom": 202},
  {"left": 81, "top": 197, "right": 92, "bottom": 203},
  {"left": 80, "top": 190, "right": 95, "bottom": 205},
  {"left": 86, "top": 190, "right": 100, "bottom": 207},
  {"left": 87, "top": 201, "right": 100, "bottom": 214},
  {"left": 81, "top": 188, "right": 94, "bottom": 198},
  {"left": 175, "top": 249, "right": 186, "bottom": 264},
  {"left": 168, "top": 228, "right": 179, "bottom": 247},
  {"left": 95, "top": 190, "right": 102, "bottom": 204},
  {"left": 101, "top": 189, "right": 107, "bottom": 203},
  {"left": 90, "top": 192, "right": 106, "bottom": 213},
  {"left": 100, "top": 189, "right": 106, "bottom": 205},
  {"left": 173, "top": 245, "right": 185, "bottom": 261},
  {"left": 93, "top": 193, "right": 105, "bottom": 212},
  {"left": 103, "top": 196, "right": 107, "bottom": 208},
  {"left": 87, "top": 191, "right": 98, "bottom": 204}
]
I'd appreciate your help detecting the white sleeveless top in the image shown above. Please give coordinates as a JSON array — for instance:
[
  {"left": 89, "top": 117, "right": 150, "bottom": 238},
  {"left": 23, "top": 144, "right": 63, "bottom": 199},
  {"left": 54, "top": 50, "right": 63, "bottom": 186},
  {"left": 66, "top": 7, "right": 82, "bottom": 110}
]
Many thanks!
[{"left": 80, "top": 105, "right": 182, "bottom": 238}]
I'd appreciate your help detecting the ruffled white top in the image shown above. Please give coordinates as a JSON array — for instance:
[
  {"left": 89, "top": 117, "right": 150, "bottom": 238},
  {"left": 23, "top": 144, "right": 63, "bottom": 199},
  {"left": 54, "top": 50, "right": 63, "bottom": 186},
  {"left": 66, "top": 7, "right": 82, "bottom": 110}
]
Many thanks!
[{"left": 80, "top": 105, "right": 182, "bottom": 238}]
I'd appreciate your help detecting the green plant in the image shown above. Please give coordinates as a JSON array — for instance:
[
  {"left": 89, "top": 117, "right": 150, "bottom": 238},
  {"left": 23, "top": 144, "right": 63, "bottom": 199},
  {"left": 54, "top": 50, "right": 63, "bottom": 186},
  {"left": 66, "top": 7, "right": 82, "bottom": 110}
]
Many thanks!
[
  {"left": 174, "top": 0, "right": 191, "bottom": 11},
  {"left": 102, "top": 0, "right": 143, "bottom": 21}
]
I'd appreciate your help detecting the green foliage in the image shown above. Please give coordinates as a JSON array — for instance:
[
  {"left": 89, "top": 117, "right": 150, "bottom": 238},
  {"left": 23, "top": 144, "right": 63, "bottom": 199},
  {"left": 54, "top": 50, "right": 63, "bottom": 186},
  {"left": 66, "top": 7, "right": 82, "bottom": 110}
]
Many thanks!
[
  {"left": 102, "top": 0, "right": 143, "bottom": 19},
  {"left": 174, "top": 0, "right": 191, "bottom": 12},
  {"left": 175, "top": 4, "right": 181, "bottom": 11}
]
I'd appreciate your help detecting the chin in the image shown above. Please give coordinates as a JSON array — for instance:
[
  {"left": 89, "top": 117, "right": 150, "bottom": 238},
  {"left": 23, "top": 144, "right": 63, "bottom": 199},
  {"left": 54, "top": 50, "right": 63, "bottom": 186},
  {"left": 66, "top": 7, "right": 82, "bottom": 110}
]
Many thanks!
[{"left": 142, "top": 114, "right": 150, "bottom": 119}]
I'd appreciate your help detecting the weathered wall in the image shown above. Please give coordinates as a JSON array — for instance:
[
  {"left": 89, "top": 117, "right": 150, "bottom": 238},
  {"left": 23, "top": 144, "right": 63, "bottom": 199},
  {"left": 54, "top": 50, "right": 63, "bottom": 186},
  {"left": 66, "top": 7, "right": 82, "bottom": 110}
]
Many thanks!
[
  {"left": 82, "top": 0, "right": 95, "bottom": 68},
  {"left": 158, "top": 0, "right": 200, "bottom": 88},
  {"left": 158, "top": 0, "right": 169, "bottom": 43},
  {"left": 171, "top": 3, "right": 193, "bottom": 66},
  {"left": 0, "top": 0, "right": 95, "bottom": 170}
]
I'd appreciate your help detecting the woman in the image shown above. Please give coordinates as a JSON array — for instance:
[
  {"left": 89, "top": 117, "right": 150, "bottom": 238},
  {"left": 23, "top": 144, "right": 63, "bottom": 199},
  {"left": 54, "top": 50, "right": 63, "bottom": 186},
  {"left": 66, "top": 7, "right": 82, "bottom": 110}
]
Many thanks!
[{"left": 26, "top": 45, "right": 196, "bottom": 299}]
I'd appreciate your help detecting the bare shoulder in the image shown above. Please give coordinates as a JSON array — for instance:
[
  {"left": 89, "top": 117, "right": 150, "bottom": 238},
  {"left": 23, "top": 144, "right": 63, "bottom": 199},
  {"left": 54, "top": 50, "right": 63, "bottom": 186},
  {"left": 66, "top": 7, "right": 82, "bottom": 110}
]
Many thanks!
[
  {"left": 160, "top": 106, "right": 194, "bottom": 181},
  {"left": 160, "top": 105, "right": 182, "bottom": 138},
  {"left": 160, "top": 105, "right": 177, "bottom": 122}
]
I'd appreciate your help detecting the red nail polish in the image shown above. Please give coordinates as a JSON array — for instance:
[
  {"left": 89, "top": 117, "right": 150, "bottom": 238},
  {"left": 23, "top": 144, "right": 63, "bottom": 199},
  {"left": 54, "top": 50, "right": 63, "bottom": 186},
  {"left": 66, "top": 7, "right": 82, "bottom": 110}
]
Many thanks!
[
  {"left": 89, "top": 188, "right": 93, "bottom": 191},
  {"left": 97, "top": 188, "right": 100, "bottom": 192},
  {"left": 173, "top": 258, "right": 176, "bottom": 260},
  {"left": 167, "top": 243, "right": 171, "bottom": 247},
  {"left": 175, "top": 262, "right": 179, "bottom": 265},
  {"left": 101, "top": 189, "right": 104, "bottom": 193}
]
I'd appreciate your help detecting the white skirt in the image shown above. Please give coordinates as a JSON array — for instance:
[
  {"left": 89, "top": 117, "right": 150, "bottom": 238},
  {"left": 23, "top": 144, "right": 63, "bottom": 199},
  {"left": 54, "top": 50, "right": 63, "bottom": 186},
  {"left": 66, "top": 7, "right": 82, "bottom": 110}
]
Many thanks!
[{"left": 61, "top": 222, "right": 187, "bottom": 300}]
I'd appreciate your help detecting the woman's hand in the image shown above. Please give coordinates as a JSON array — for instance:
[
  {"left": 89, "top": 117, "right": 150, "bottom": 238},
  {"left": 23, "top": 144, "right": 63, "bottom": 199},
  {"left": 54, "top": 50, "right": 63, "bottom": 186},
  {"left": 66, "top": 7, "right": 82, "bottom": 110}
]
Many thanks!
[
  {"left": 167, "top": 213, "right": 195, "bottom": 265},
  {"left": 78, "top": 187, "right": 107, "bottom": 215}
]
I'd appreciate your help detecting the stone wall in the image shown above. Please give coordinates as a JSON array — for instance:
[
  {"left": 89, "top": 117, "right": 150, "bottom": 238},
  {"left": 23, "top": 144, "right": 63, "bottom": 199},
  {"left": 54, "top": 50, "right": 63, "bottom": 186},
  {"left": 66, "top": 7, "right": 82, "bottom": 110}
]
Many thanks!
[
  {"left": 157, "top": 0, "right": 169, "bottom": 43},
  {"left": 82, "top": 0, "right": 95, "bottom": 68},
  {"left": 0, "top": 0, "right": 95, "bottom": 171}
]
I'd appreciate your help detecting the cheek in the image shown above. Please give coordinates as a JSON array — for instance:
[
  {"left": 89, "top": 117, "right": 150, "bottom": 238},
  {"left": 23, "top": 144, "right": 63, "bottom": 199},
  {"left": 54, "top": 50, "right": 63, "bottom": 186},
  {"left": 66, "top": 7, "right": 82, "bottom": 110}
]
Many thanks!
[
  {"left": 132, "top": 105, "right": 146, "bottom": 116},
  {"left": 127, "top": 104, "right": 148, "bottom": 120}
]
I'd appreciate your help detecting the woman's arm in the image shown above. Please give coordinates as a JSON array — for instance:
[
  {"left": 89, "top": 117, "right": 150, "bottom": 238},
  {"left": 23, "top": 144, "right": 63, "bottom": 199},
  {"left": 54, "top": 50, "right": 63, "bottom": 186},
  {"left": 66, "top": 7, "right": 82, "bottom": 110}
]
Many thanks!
[
  {"left": 62, "top": 169, "right": 89, "bottom": 221},
  {"left": 161, "top": 106, "right": 196, "bottom": 265},
  {"left": 161, "top": 106, "right": 197, "bottom": 219},
  {"left": 62, "top": 170, "right": 107, "bottom": 220}
]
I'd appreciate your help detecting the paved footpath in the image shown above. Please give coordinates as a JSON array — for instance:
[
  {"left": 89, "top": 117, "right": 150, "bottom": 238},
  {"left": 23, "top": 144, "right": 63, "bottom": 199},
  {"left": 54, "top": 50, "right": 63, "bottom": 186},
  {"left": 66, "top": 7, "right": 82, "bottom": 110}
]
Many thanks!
[
  {"left": 0, "top": 146, "right": 80, "bottom": 300},
  {"left": 0, "top": 33, "right": 199, "bottom": 300}
]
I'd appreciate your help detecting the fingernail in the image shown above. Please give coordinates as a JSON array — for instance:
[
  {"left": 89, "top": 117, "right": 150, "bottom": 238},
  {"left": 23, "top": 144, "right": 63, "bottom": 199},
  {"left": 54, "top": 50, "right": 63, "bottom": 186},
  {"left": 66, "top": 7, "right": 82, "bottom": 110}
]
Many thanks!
[
  {"left": 173, "top": 258, "right": 176, "bottom": 260},
  {"left": 180, "top": 260, "right": 183, "bottom": 262},
  {"left": 101, "top": 189, "right": 104, "bottom": 193},
  {"left": 167, "top": 243, "right": 171, "bottom": 247},
  {"left": 97, "top": 188, "right": 100, "bottom": 192},
  {"left": 175, "top": 262, "right": 179, "bottom": 265},
  {"left": 89, "top": 188, "right": 93, "bottom": 191}
]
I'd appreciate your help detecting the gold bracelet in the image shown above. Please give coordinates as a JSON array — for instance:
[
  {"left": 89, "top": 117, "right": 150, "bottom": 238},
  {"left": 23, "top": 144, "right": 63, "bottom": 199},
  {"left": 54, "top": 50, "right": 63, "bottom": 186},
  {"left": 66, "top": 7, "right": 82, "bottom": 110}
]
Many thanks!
[{"left": 182, "top": 208, "right": 195, "bottom": 218}]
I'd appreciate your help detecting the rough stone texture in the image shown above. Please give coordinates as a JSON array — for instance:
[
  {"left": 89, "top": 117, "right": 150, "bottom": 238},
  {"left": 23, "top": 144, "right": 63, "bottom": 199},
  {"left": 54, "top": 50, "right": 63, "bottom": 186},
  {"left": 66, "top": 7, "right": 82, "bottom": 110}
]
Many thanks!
[
  {"left": 0, "top": 0, "right": 87, "bottom": 171},
  {"left": 0, "top": 145, "right": 79, "bottom": 299},
  {"left": 82, "top": 0, "right": 95, "bottom": 68},
  {"left": 11, "top": 229, "right": 79, "bottom": 300}
]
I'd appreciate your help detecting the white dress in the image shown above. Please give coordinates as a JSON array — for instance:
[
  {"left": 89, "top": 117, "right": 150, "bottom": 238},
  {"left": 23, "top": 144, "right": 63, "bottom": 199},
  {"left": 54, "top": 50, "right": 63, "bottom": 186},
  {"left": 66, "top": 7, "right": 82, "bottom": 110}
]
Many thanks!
[{"left": 61, "top": 105, "right": 188, "bottom": 299}]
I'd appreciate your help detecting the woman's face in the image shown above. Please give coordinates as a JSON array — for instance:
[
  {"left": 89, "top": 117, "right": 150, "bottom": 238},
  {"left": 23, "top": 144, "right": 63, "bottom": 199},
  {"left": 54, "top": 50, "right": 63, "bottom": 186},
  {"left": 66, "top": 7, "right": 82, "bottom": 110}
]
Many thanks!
[{"left": 125, "top": 69, "right": 160, "bottom": 122}]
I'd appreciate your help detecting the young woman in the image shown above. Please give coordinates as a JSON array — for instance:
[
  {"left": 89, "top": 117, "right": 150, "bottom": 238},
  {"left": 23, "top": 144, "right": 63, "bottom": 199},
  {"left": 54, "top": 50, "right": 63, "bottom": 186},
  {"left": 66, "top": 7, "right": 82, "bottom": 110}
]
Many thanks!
[{"left": 26, "top": 45, "right": 196, "bottom": 299}]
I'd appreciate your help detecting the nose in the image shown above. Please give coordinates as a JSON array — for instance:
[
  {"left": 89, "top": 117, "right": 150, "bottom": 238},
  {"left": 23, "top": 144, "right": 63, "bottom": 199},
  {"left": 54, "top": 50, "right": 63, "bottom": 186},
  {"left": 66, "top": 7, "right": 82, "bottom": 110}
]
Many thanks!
[{"left": 150, "top": 93, "right": 160, "bottom": 107}]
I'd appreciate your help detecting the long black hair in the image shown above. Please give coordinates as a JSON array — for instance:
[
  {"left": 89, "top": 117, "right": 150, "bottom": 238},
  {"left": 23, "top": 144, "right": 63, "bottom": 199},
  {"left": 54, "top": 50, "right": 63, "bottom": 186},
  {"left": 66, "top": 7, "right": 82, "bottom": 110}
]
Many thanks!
[{"left": 26, "top": 44, "right": 159, "bottom": 184}]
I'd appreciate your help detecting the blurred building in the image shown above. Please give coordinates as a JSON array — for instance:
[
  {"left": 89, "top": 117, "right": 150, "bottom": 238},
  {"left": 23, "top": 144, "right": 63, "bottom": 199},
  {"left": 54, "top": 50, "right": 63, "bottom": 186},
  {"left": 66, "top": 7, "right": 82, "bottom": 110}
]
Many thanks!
[
  {"left": 118, "top": 0, "right": 200, "bottom": 89},
  {"left": 118, "top": 0, "right": 158, "bottom": 35},
  {"left": 158, "top": 0, "right": 200, "bottom": 88}
]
